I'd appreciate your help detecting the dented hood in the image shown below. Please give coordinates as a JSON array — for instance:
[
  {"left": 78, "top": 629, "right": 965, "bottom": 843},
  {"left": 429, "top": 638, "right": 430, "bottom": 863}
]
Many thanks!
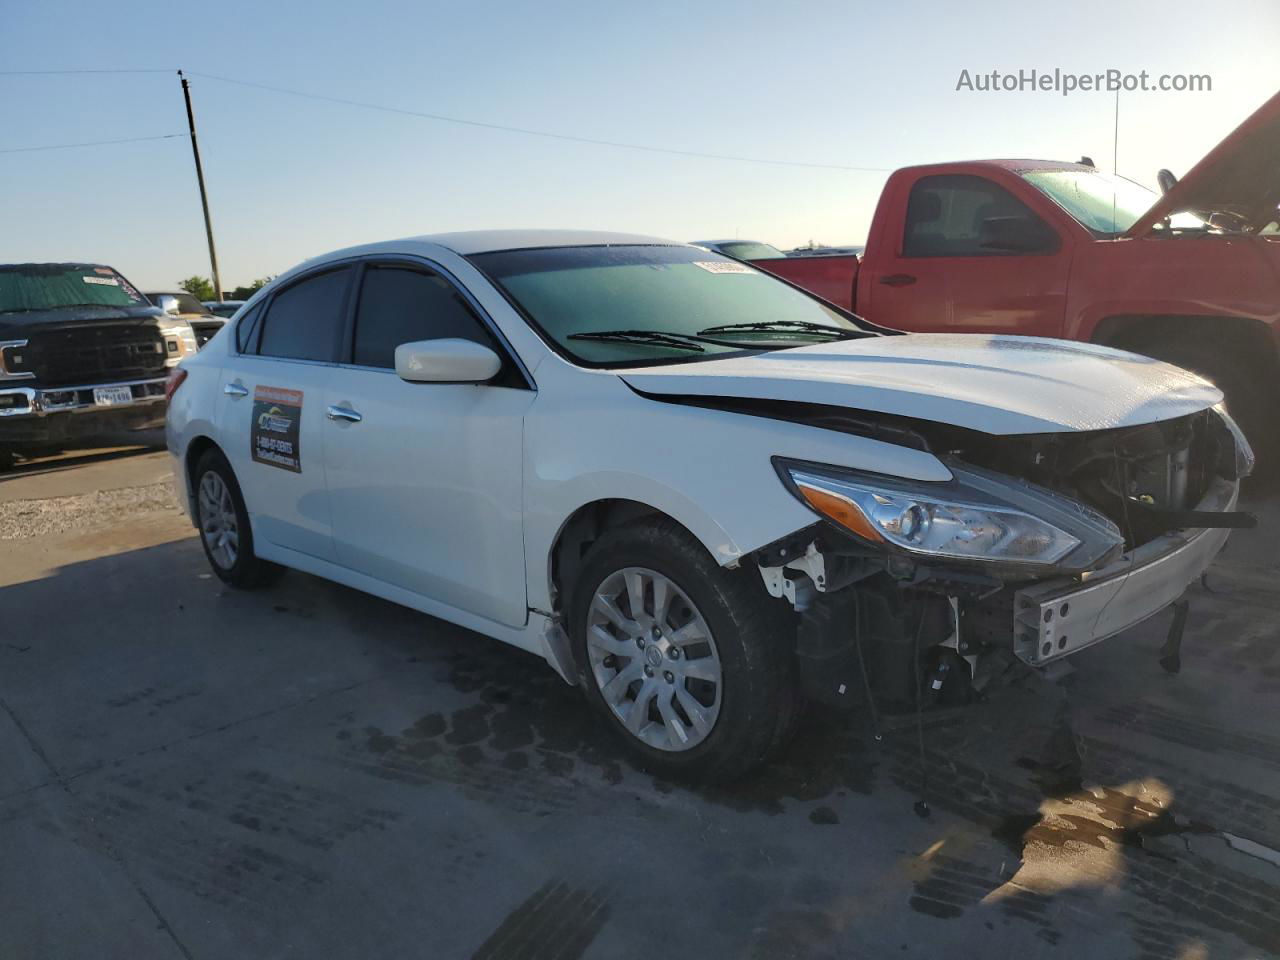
[
  {"left": 1126, "top": 89, "right": 1280, "bottom": 236},
  {"left": 618, "top": 334, "right": 1222, "bottom": 436}
]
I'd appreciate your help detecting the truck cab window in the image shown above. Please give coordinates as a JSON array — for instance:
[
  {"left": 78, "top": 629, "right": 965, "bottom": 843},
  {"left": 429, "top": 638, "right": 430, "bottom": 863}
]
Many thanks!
[{"left": 903, "top": 175, "right": 1056, "bottom": 257}]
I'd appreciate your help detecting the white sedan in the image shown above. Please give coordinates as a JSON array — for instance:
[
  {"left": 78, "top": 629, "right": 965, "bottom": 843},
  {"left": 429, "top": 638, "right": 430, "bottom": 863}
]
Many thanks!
[{"left": 166, "top": 230, "right": 1253, "bottom": 780}]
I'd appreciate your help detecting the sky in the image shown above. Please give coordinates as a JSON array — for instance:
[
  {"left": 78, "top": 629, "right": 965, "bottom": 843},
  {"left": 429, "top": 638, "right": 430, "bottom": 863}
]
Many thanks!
[{"left": 2, "top": 0, "right": 1278, "bottom": 291}]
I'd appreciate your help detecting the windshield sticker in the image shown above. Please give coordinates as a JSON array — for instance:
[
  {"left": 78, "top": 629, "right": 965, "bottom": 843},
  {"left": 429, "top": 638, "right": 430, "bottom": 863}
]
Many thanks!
[
  {"left": 93, "top": 267, "right": 115, "bottom": 275},
  {"left": 251, "top": 385, "right": 303, "bottom": 473},
  {"left": 82, "top": 276, "right": 120, "bottom": 286},
  {"left": 692, "top": 260, "right": 758, "bottom": 275}
]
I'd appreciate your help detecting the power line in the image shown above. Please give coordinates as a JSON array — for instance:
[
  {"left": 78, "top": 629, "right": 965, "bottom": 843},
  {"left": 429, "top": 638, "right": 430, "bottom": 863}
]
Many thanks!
[
  {"left": 186, "top": 71, "right": 890, "bottom": 173},
  {"left": 0, "top": 68, "right": 173, "bottom": 75},
  {"left": 0, "top": 133, "right": 185, "bottom": 155}
]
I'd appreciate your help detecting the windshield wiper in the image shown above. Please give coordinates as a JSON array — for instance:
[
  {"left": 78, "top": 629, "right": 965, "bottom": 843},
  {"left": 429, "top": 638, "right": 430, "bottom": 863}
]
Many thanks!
[
  {"left": 567, "top": 329, "right": 705, "bottom": 352},
  {"left": 697, "top": 320, "right": 863, "bottom": 339}
]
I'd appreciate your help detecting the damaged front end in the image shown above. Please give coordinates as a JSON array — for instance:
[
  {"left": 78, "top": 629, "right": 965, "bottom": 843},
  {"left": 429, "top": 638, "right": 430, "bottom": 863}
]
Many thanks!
[{"left": 752, "top": 403, "right": 1255, "bottom": 710}]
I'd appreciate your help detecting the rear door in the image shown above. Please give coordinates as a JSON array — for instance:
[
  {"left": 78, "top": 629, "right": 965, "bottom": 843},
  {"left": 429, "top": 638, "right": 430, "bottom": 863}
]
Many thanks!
[
  {"left": 215, "top": 266, "right": 354, "bottom": 561},
  {"left": 322, "top": 259, "right": 534, "bottom": 627},
  {"left": 862, "top": 173, "right": 1070, "bottom": 337}
]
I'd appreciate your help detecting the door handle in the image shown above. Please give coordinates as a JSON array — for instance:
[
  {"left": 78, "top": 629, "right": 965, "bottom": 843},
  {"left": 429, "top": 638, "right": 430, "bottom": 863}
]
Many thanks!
[
  {"left": 223, "top": 381, "right": 249, "bottom": 398},
  {"left": 326, "top": 404, "right": 362, "bottom": 423},
  {"left": 879, "top": 274, "right": 917, "bottom": 287}
]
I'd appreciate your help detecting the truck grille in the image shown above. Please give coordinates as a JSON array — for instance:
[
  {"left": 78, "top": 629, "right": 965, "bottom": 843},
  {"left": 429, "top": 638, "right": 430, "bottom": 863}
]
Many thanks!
[{"left": 6, "top": 325, "right": 167, "bottom": 387}]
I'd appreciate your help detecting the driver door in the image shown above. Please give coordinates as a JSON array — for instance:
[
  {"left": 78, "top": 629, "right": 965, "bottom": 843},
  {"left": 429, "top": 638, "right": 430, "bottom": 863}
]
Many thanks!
[
  {"left": 862, "top": 173, "right": 1070, "bottom": 338},
  {"left": 322, "top": 260, "right": 535, "bottom": 628}
]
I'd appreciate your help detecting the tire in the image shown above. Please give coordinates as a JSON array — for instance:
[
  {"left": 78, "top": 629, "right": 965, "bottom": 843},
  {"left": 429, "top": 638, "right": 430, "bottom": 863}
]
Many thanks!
[
  {"left": 192, "top": 447, "right": 282, "bottom": 589},
  {"left": 568, "top": 516, "right": 797, "bottom": 782},
  {"left": 1147, "top": 337, "right": 1276, "bottom": 478}
]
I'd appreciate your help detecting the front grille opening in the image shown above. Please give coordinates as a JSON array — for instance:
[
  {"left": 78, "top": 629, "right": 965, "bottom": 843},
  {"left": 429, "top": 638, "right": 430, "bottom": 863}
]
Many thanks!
[
  {"left": 15, "top": 324, "right": 168, "bottom": 387},
  {"left": 0, "top": 393, "right": 31, "bottom": 412}
]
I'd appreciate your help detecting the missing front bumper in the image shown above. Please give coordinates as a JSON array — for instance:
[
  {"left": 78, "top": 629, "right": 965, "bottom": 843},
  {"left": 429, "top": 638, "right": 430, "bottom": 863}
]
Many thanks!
[{"left": 1012, "top": 477, "right": 1238, "bottom": 666}]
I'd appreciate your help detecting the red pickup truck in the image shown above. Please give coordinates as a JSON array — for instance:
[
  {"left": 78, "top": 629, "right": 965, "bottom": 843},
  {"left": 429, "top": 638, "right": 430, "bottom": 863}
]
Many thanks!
[{"left": 747, "top": 90, "right": 1280, "bottom": 463}]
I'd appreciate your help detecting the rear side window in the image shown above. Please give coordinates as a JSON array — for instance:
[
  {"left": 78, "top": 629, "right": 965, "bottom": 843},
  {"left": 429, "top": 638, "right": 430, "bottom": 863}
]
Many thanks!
[
  {"left": 257, "top": 268, "right": 352, "bottom": 362},
  {"left": 903, "top": 175, "right": 1054, "bottom": 257},
  {"left": 351, "top": 265, "right": 495, "bottom": 369}
]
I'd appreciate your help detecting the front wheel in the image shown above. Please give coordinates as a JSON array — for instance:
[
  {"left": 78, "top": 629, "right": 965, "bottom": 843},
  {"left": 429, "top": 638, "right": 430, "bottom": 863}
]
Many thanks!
[{"left": 569, "top": 518, "right": 797, "bottom": 782}]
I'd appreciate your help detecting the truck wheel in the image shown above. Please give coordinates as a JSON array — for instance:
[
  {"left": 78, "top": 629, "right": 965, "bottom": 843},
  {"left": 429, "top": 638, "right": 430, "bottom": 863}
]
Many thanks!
[
  {"left": 1148, "top": 338, "right": 1274, "bottom": 476},
  {"left": 569, "top": 517, "right": 796, "bottom": 782},
  {"left": 193, "top": 448, "right": 282, "bottom": 588}
]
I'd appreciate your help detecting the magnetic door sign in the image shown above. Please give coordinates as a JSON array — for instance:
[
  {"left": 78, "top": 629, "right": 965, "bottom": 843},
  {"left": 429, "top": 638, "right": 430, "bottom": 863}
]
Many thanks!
[{"left": 251, "top": 385, "right": 303, "bottom": 473}]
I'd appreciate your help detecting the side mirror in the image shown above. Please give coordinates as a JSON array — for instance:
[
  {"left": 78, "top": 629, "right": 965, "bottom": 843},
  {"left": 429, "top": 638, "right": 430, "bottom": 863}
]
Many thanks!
[
  {"left": 979, "top": 216, "right": 1058, "bottom": 253},
  {"left": 1157, "top": 169, "right": 1179, "bottom": 195},
  {"left": 395, "top": 338, "right": 501, "bottom": 384},
  {"left": 156, "top": 295, "right": 182, "bottom": 315}
]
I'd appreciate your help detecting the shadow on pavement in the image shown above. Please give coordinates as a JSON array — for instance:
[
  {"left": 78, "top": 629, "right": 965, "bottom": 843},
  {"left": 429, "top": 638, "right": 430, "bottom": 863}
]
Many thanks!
[{"left": 3, "top": 520, "right": 1280, "bottom": 958}]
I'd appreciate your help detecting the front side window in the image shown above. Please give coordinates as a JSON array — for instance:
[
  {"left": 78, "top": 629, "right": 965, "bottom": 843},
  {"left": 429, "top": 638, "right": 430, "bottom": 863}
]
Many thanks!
[
  {"left": 903, "top": 175, "right": 1057, "bottom": 257},
  {"left": 0, "top": 264, "right": 146, "bottom": 314},
  {"left": 257, "top": 268, "right": 351, "bottom": 362},
  {"left": 352, "top": 265, "right": 494, "bottom": 369},
  {"left": 470, "top": 245, "right": 872, "bottom": 367}
]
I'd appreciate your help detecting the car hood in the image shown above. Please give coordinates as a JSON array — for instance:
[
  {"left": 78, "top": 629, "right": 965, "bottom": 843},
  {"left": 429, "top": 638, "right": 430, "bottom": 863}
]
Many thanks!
[
  {"left": 1126, "top": 89, "right": 1280, "bottom": 236},
  {"left": 617, "top": 334, "right": 1222, "bottom": 435},
  {"left": 0, "top": 304, "right": 166, "bottom": 337}
]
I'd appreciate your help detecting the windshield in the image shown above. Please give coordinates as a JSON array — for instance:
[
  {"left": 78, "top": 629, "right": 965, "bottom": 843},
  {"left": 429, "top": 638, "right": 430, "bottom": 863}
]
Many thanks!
[
  {"left": 1021, "top": 170, "right": 1206, "bottom": 235},
  {"left": 470, "top": 245, "right": 868, "bottom": 366},
  {"left": 146, "top": 292, "right": 212, "bottom": 315},
  {"left": 0, "top": 264, "right": 147, "bottom": 314}
]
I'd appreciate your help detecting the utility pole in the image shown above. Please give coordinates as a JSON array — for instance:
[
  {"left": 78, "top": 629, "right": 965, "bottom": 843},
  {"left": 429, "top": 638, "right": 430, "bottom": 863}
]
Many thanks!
[{"left": 177, "top": 70, "right": 223, "bottom": 302}]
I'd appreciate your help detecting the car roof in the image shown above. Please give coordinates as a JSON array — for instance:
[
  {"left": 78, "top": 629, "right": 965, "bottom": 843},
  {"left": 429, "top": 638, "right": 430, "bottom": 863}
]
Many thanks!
[
  {"left": 280, "top": 230, "right": 693, "bottom": 284},
  {"left": 899, "top": 159, "right": 1096, "bottom": 175},
  {"left": 0, "top": 261, "right": 113, "bottom": 270},
  {"left": 418, "top": 229, "right": 681, "bottom": 255}
]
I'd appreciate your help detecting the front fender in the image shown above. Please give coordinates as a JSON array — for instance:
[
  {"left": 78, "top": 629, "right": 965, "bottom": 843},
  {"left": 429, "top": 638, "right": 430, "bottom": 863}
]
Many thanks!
[{"left": 521, "top": 367, "right": 950, "bottom": 611}]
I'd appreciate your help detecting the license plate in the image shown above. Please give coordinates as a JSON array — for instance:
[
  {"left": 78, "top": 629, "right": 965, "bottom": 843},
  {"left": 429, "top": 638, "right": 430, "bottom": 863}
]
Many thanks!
[{"left": 93, "top": 385, "right": 135, "bottom": 406}]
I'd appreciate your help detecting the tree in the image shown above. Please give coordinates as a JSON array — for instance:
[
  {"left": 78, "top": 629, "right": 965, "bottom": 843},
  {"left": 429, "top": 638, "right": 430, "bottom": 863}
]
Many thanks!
[
  {"left": 229, "top": 277, "right": 274, "bottom": 301},
  {"left": 178, "top": 276, "right": 215, "bottom": 301}
]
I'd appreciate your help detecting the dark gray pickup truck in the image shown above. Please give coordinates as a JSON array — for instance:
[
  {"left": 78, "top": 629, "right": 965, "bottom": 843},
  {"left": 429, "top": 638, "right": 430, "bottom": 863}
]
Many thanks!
[{"left": 0, "top": 262, "right": 199, "bottom": 459}]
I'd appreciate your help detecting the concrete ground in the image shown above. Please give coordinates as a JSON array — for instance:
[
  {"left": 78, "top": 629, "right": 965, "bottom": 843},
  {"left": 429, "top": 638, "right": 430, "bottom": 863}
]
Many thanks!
[{"left": 2, "top": 435, "right": 1279, "bottom": 959}]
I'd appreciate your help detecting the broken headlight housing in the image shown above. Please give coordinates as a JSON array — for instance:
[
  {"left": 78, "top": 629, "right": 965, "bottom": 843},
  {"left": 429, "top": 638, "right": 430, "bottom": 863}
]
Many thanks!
[
  {"left": 1214, "top": 403, "right": 1255, "bottom": 479},
  {"left": 775, "top": 458, "right": 1124, "bottom": 571}
]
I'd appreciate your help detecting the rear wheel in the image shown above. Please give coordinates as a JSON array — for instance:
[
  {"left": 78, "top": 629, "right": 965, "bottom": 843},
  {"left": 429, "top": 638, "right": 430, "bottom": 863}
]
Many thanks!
[
  {"left": 569, "top": 517, "right": 796, "bottom": 782},
  {"left": 193, "top": 448, "right": 281, "bottom": 588}
]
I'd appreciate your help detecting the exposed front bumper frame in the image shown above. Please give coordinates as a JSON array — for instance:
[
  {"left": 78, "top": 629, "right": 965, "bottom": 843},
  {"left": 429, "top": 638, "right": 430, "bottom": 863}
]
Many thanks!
[{"left": 1012, "top": 477, "right": 1238, "bottom": 666}]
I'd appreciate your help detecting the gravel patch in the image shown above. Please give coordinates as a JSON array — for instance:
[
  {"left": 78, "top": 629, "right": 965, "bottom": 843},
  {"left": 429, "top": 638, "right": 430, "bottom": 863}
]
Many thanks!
[{"left": 0, "top": 481, "right": 181, "bottom": 540}]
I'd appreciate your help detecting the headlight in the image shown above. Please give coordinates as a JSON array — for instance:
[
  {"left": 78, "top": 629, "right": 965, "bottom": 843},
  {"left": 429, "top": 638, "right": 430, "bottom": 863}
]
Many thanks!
[
  {"left": 776, "top": 459, "right": 1124, "bottom": 570},
  {"left": 160, "top": 321, "right": 199, "bottom": 363},
  {"left": 1213, "top": 403, "right": 1255, "bottom": 479}
]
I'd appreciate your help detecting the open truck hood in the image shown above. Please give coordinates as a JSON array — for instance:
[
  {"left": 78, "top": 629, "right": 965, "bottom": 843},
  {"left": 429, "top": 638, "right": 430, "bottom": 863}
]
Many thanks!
[
  {"left": 619, "top": 334, "right": 1221, "bottom": 436},
  {"left": 1126, "top": 89, "right": 1280, "bottom": 237}
]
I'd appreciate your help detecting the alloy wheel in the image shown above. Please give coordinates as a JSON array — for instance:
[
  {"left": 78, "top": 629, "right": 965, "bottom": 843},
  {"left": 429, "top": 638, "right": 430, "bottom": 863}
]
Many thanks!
[
  {"left": 198, "top": 471, "right": 239, "bottom": 570},
  {"left": 586, "top": 566, "right": 722, "bottom": 752}
]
